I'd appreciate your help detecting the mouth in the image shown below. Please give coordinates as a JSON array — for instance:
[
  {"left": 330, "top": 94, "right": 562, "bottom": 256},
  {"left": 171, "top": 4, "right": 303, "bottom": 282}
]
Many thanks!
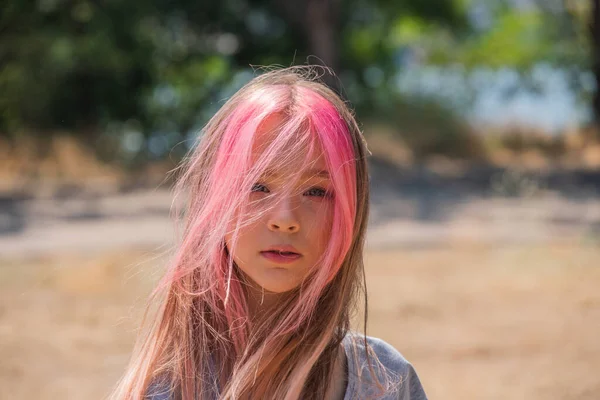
[{"left": 260, "top": 246, "right": 302, "bottom": 264}]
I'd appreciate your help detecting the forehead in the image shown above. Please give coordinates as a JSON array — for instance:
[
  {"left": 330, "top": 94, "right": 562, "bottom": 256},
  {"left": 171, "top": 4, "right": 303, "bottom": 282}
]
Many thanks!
[{"left": 251, "top": 113, "right": 327, "bottom": 175}]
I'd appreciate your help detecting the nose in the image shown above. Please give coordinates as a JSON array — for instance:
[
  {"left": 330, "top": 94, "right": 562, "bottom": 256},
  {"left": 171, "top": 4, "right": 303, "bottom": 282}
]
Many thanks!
[{"left": 267, "top": 197, "right": 300, "bottom": 233}]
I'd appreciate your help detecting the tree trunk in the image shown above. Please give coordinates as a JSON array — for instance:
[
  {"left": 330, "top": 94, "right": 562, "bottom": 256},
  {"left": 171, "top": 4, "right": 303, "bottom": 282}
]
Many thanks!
[
  {"left": 273, "top": 0, "right": 342, "bottom": 94},
  {"left": 304, "top": 0, "right": 342, "bottom": 92},
  {"left": 592, "top": 0, "right": 600, "bottom": 126}
]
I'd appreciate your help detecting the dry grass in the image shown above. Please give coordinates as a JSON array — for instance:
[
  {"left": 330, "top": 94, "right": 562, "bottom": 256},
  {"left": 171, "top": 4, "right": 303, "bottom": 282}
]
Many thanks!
[
  {"left": 0, "top": 135, "right": 175, "bottom": 194},
  {"left": 3, "top": 127, "right": 600, "bottom": 196},
  {"left": 364, "top": 243, "right": 600, "bottom": 400},
  {"left": 0, "top": 249, "right": 166, "bottom": 399},
  {"left": 1, "top": 243, "right": 599, "bottom": 399},
  {"left": 0, "top": 135, "right": 123, "bottom": 193}
]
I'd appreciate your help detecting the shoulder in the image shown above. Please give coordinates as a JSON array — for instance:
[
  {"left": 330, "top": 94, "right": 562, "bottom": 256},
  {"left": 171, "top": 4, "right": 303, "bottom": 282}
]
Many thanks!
[
  {"left": 364, "top": 335, "right": 412, "bottom": 376},
  {"left": 343, "top": 333, "right": 428, "bottom": 400},
  {"left": 343, "top": 333, "right": 413, "bottom": 380},
  {"left": 145, "top": 381, "right": 173, "bottom": 400}
]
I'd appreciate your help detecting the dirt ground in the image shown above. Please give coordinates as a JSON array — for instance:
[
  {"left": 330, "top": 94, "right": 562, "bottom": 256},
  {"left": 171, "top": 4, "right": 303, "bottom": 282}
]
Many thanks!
[{"left": 1, "top": 242, "right": 599, "bottom": 400}]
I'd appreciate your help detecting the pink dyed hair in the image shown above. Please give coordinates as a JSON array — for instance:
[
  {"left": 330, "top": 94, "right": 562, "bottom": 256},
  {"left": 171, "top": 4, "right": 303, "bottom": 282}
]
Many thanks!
[{"left": 110, "top": 67, "right": 389, "bottom": 400}]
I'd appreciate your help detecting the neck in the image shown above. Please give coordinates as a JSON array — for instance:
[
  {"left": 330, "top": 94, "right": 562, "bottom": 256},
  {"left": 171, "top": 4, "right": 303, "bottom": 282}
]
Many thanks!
[
  {"left": 245, "top": 283, "right": 280, "bottom": 322},
  {"left": 238, "top": 271, "right": 283, "bottom": 324}
]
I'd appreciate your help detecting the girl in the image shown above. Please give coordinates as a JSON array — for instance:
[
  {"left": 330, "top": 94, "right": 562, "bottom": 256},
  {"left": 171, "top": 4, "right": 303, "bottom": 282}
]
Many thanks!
[{"left": 111, "top": 66, "right": 427, "bottom": 400}]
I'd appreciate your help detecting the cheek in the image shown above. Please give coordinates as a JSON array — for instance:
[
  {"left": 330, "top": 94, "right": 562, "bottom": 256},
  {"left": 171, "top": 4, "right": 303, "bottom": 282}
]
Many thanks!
[
  {"left": 247, "top": 194, "right": 273, "bottom": 214},
  {"left": 225, "top": 220, "right": 261, "bottom": 261},
  {"left": 304, "top": 201, "right": 334, "bottom": 247}
]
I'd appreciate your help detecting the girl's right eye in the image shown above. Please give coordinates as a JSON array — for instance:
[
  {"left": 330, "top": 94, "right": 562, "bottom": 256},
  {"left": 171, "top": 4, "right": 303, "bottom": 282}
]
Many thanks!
[{"left": 251, "top": 183, "right": 269, "bottom": 193}]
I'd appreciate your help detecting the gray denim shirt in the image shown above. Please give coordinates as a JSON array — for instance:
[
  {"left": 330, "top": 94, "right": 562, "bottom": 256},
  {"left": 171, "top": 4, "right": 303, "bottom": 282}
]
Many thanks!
[
  {"left": 147, "top": 333, "right": 428, "bottom": 400},
  {"left": 342, "top": 332, "right": 427, "bottom": 400}
]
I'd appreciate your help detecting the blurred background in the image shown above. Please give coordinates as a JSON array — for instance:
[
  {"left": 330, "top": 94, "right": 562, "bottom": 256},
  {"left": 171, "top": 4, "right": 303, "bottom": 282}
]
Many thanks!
[{"left": 1, "top": 0, "right": 600, "bottom": 398}]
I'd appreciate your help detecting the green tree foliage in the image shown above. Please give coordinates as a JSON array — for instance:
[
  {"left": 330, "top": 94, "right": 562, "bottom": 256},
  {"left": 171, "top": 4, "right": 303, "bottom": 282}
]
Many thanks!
[
  {"left": 0, "top": 0, "right": 467, "bottom": 144},
  {"left": 1, "top": 1, "right": 157, "bottom": 133},
  {"left": 5, "top": 0, "right": 597, "bottom": 162},
  {"left": 415, "top": 0, "right": 590, "bottom": 70},
  {"left": 422, "top": 0, "right": 592, "bottom": 110}
]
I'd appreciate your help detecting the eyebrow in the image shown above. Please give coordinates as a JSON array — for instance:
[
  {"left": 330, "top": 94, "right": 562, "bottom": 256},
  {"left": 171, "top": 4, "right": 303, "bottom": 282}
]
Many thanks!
[
  {"left": 263, "top": 168, "right": 330, "bottom": 179},
  {"left": 303, "top": 169, "right": 330, "bottom": 178}
]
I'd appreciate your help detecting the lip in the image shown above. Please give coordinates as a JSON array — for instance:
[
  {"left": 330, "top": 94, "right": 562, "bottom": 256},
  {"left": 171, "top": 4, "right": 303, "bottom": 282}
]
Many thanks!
[
  {"left": 260, "top": 245, "right": 302, "bottom": 265},
  {"left": 260, "top": 251, "right": 302, "bottom": 264},
  {"left": 263, "top": 244, "right": 301, "bottom": 254}
]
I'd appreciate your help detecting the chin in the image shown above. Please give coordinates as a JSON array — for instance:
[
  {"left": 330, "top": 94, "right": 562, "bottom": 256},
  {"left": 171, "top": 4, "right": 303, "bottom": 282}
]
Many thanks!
[
  {"left": 254, "top": 270, "right": 304, "bottom": 294},
  {"left": 233, "top": 258, "right": 306, "bottom": 294},
  {"left": 258, "top": 279, "right": 301, "bottom": 294}
]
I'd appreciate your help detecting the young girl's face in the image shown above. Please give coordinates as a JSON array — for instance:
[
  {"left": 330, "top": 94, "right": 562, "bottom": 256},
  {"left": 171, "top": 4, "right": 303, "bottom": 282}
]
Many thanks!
[{"left": 225, "top": 115, "right": 335, "bottom": 294}]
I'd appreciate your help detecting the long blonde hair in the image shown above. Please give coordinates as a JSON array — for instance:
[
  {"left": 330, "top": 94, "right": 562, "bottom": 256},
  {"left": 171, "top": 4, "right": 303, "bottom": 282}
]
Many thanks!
[{"left": 111, "top": 66, "right": 377, "bottom": 399}]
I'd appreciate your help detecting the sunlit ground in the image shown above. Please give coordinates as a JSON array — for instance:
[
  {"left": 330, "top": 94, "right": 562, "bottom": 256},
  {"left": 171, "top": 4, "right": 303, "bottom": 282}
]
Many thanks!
[{"left": 1, "top": 242, "right": 599, "bottom": 400}]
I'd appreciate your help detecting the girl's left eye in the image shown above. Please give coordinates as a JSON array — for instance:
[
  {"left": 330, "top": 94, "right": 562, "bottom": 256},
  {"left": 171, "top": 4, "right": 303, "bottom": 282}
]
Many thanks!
[
  {"left": 304, "top": 187, "right": 329, "bottom": 197},
  {"left": 251, "top": 183, "right": 269, "bottom": 193}
]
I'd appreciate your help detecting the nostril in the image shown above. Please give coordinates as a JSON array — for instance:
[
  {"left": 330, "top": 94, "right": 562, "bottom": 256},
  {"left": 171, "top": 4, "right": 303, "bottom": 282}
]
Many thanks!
[{"left": 268, "top": 221, "right": 299, "bottom": 232}]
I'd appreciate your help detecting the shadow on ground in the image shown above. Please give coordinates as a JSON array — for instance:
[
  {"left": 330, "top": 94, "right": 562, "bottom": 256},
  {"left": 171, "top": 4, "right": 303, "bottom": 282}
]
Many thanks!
[{"left": 1, "top": 157, "right": 600, "bottom": 239}]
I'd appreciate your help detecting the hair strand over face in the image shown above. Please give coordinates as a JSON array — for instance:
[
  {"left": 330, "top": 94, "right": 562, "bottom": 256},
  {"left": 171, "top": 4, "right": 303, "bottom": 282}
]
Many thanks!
[{"left": 110, "top": 66, "right": 393, "bottom": 400}]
